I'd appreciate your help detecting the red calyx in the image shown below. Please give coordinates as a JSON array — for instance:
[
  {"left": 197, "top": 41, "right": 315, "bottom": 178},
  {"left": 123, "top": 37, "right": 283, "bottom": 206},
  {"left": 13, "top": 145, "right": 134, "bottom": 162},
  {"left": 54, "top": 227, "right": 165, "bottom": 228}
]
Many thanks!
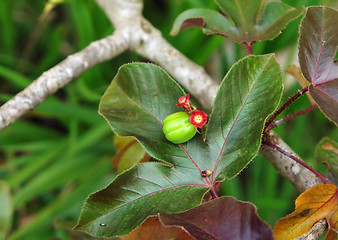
[{"left": 175, "top": 93, "right": 191, "bottom": 112}]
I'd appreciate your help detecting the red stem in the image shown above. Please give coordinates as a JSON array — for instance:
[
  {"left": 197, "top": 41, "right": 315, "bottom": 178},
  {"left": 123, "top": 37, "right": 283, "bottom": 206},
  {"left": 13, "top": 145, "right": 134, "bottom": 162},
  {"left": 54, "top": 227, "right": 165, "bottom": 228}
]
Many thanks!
[
  {"left": 213, "top": 182, "right": 221, "bottom": 192},
  {"left": 210, "top": 187, "right": 219, "bottom": 199},
  {"left": 207, "top": 182, "right": 221, "bottom": 202},
  {"left": 263, "top": 140, "right": 331, "bottom": 184},
  {"left": 266, "top": 104, "right": 317, "bottom": 132},
  {"left": 265, "top": 86, "right": 309, "bottom": 131},
  {"left": 246, "top": 42, "right": 253, "bottom": 55}
]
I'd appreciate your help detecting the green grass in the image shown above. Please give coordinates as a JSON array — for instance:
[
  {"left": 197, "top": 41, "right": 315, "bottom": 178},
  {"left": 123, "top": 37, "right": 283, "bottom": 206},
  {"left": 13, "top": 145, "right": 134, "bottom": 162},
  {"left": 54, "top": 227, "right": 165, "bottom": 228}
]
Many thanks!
[{"left": 0, "top": 0, "right": 336, "bottom": 239}]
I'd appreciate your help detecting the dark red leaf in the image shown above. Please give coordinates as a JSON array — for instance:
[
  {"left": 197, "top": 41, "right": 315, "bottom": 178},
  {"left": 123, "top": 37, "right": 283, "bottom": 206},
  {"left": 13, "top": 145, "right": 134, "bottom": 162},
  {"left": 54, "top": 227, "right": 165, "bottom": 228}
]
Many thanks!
[
  {"left": 298, "top": 6, "right": 338, "bottom": 124},
  {"left": 160, "top": 196, "right": 273, "bottom": 240}
]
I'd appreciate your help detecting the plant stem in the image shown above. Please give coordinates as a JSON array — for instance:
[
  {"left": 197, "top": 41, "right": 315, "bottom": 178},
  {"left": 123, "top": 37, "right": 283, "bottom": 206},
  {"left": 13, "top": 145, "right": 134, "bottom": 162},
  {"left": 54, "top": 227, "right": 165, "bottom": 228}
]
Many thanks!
[
  {"left": 263, "top": 140, "right": 331, "bottom": 184},
  {"left": 213, "top": 182, "right": 221, "bottom": 192},
  {"left": 265, "top": 86, "right": 309, "bottom": 131},
  {"left": 210, "top": 187, "right": 219, "bottom": 199},
  {"left": 246, "top": 42, "right": 253, "bottom": 55},
  {"left": 265, "top": 104, "right": 317, "bottom": 132}
]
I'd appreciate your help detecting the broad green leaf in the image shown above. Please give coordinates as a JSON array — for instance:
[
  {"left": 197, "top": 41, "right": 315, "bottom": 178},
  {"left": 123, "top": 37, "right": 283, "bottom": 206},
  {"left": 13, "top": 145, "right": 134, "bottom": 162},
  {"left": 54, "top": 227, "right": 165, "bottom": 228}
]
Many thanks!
[
  {"left": 171, "top": 0, "right": 304, "bottom": 46},
  {"left": 298, "top": 6, "right": 338, "bottom": 124},
  {"left": 0, "top": 181, "right": 12, "bottom": 238},
  {"left": 207, "top": 54, "right": 282, "bottom": 181},
  {"left": 170, "top": 8, "right": 239, "bottom": 38},
  {"left": 75, "top": 163, "right": 207, "bottom": 237},
  {"left": 161, "top": 196, "right": 273, "bottom": 240},
  {"left": 314, "top": 137, "right": 338, "bottom": 185},
  {"left": 76, "top": 58, "right": 282, "bottom": 237}
]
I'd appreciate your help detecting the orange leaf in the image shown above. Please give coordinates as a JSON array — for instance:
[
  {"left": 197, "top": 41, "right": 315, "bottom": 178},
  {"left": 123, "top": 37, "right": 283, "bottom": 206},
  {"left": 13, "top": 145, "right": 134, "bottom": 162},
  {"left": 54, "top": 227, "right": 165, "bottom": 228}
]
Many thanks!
[
  {"left": 121, "top": 216, "right": 194, "bottom": 240},
  {"left": 274, "top": 184, "right": 338, "bottom": 240}
]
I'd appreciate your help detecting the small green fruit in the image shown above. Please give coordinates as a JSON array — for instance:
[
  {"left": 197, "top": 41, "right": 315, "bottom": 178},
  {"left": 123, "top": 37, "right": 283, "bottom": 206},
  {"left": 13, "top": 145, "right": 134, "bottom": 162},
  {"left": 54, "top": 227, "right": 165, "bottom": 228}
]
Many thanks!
[{"left": 162, "top": 112, "right": 197, "bottom": 144}]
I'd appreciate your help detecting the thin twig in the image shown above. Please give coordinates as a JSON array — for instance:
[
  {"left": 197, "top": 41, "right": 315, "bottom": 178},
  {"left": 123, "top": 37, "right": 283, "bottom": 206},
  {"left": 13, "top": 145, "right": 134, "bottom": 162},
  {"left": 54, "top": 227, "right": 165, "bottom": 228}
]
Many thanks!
[
  {"left": 265, "top": 86, "right": 309, "bottom": 131},
  {"left": 262, "top": 140, "right": 331, "bottom": 184},
  {"left": 266, "top": 104, "right": 317, "bottom": 131}
]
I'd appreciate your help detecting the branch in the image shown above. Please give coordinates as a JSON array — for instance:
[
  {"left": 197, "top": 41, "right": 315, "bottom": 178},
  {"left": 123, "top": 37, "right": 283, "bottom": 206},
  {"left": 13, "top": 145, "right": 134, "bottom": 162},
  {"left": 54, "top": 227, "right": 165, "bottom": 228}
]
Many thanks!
[
  {"left": 95, "top": 0, "right": 218, "bottom": 110},
  {"left": 261, "top": 131, "right": 325, "bottom": 192},
  {"left": 0, "top": 0, "right": 217, "bottom": 130},
  {"left": 0, "top": 30, "right": 128, "bottom": 130},
  {"left": 294, "top": 220, "right": 327, "bottom": 240},
  {"left": 260, "top": 132, "right": 327, "bottom": 239}
]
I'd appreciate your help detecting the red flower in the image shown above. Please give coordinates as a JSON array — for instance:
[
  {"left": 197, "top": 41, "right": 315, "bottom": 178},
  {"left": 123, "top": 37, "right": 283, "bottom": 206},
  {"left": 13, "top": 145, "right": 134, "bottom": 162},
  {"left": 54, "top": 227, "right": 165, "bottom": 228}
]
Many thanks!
[
  {"left": 175, "top": 93, "right": 191, "bottom": 112},
  {"left": 189, "top": 110, "right": 208, "bottom": 128}
]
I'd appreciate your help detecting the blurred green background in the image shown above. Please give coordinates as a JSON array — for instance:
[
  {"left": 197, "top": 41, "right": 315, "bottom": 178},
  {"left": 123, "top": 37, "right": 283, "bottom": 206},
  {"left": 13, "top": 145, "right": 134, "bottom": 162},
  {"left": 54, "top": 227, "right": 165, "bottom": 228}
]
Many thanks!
[{"left": 0, "top": 0, "right": 337, "bottom": 239}]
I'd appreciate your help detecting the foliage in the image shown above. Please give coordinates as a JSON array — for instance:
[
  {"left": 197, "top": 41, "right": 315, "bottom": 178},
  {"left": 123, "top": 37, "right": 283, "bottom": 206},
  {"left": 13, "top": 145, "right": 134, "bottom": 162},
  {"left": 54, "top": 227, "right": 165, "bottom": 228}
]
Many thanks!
[
  {"left": 75, "top": 55, "right": 283, "bottom": 237},
  {"left": 112, "top": 135, "right": 149, "bottom": 173},
  {"left": 0, "top": 181, "right": 12, "bottom": 239},
  {"left": 0, "top": 0, "right": 337, "bottom": 239},
  {"left": 274, "top": 184, "right": 337, "bottom": 240},
  {"left": 120, "top": 216, "right": 194, "bottom": 240},
  {"left": 161, "top": 196, "right": 274, "bottom": 240},
  {"left": 315, "top": 138, "right": 338, "bottom": 185},
  {"left": 298, "top": 6, "right": 338, "bottom": 124},
  {"left": 171, "top": 0, "right": 304, "bottom": 52}
]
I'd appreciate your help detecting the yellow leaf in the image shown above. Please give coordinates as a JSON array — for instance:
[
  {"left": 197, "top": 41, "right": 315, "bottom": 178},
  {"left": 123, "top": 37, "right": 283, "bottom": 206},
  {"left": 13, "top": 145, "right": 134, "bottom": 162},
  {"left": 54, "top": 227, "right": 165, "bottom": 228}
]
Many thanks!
[
  {"left": 112, "top": 135, "right": 149, "bottom": 173},
  {"left": 39, "top": 0, "right": 64, "bottom": 21},
  {"left": 274, "top": 184, "right": 337, "bottom": 240}
]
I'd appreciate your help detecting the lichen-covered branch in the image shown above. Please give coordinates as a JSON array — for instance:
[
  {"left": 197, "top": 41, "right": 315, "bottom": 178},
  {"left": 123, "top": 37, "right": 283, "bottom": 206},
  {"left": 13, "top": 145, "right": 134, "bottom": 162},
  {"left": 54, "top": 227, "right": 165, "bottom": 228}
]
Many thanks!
[
  {"left": 261, "top": 132, "right": 325, "bottom": 192},
  {"left": 95, "top": 0, "right": 218, "bottom": 109},
  {"left": 0, "top": 30, "right": 128, "bottom": 130}
]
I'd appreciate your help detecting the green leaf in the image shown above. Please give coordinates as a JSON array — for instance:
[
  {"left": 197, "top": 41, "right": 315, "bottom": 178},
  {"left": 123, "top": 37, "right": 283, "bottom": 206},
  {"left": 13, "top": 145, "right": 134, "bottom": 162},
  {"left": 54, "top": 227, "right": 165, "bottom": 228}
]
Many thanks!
[
  {"left": 207, "top": 54, "right": 282, "bottom": 181},
  {"left": 98, "top": 63, "right": 198, "bottom": 168},
  {"left": 170, "top": 8, "right": 239, "bottom": 38},
  {"left": 0, "top": 181, "right": 12, "bottom": 238},
  {"left": 298, "top": 6, "right": 338, "bottom": 124},
  {"left": 257, "top": 2, "right": 304, "bottom": 41},
  {"left": 76, "top": 58, "right": 282, "bottom": 237},
  {"left": 314, "top": 137, "right": 338, "bottom": 185},
  {"left": 171, "top": 0, "right": 304, "bottom": 46},
  {"left": 74, "top": 163, "right": 207, "bottom": 237}
]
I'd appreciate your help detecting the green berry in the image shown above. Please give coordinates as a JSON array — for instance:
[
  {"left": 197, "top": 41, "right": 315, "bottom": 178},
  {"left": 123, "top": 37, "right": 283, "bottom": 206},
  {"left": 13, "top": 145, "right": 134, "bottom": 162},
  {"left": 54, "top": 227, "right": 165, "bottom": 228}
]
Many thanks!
[{"left": 162, "top": 112, "right": 197, "bottom": 144}]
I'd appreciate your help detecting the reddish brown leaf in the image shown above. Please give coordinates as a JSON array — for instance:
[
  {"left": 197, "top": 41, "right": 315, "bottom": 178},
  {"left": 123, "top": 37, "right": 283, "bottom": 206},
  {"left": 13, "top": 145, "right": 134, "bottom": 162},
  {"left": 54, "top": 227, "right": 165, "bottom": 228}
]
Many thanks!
[
  {"left": 121, "top": 216, "right": 194, "bottom": 240},
  {"left": 160, "top": 196, "right": 273, "bottom": 240},
  {"left": 274, "top": 184, "right": 338, "bottom": 240},
  {"left": 298, "top": 7, "right": 338, "bottom": 124}
]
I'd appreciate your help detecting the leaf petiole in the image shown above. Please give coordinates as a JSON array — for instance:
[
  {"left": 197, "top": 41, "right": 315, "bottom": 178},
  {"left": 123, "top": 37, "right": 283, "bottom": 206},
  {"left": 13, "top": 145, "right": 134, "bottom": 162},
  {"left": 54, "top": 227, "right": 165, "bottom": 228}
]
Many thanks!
[
  {"left": 262, "top": 140, "right": 331, "bottom": 184},
  {"left": 264, "top": 86, "right": 309, "bottom": 132},
  {"left": 265, "top": 104, "right": 317, "bottom": 132}
]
